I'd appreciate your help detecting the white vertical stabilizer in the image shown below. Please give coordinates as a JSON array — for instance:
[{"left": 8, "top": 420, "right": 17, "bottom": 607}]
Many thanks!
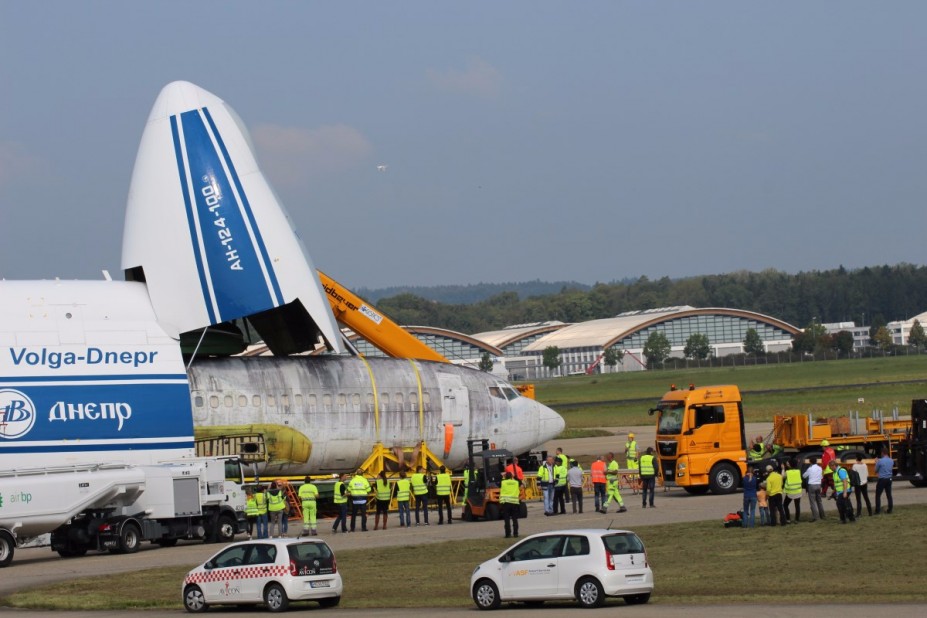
[{"left": 122, "top": 81, "right": 342, "bottom": 353}]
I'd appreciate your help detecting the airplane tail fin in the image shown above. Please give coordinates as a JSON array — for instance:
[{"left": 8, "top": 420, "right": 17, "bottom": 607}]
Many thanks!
[{"left": 122, "top": 81, "right": 342, "bottom": 354}]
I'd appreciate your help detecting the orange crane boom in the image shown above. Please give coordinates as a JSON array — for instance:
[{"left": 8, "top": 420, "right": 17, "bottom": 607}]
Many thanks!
[{"left": 318, "top": 270, "right": 449, "bottom": 363}]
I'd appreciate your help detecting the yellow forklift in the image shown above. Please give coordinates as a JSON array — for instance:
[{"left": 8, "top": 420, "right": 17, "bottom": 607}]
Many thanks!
[{"left": 461, "top": 439, "right": 527, "bottom": 521}]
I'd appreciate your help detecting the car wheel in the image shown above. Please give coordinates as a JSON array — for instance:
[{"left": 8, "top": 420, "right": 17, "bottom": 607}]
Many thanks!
[
  {"left": 0, "top": 530, "right": 14, "bottom": 568},
  {"left": 472, "top": 578, "right": 501, "bottom": 610},
  {"left": 264, "top": 582, "right": 290, "bottom": 612},
  {"left": 118, "top": 522, "right": 141, "bottom": 553},
  {"left": 575, "top": 576, "right": 605, "bottom": 608},
  {"left": 462, "top": 505, "right": 474, "bottom": 521},
  {"left": 215, "top": 514, "right": 237, "bottom": 543},
  {"left": 183, "top": 585, "right": 208, "bottom": 613},
  {"left": 318, "top": 595, "right": 341, "bottom": 608},
  {"left": 624, "top": 592, "right": 651, "bottom": 605},
  {"left": 708, "top": 462, "right": 739, "bottom": 495},
  {"left": 485, "top": 502, "right": 500, "bottom": 521}
]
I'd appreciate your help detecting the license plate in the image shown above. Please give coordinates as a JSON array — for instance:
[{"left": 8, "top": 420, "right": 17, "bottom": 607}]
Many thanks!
[
  {"left": 310, "top": 581, "right": 330, "bottom": 588},
  {"left": 624, "top": 575, "right": 644, "bottom": 583}
]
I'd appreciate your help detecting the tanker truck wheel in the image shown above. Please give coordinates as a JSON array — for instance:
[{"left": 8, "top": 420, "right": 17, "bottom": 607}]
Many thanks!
[
  {"left": 708, "top": 463, "right": 740, "bottom": 495},
  {"left": 0, "top": 530, "right": 14, "bottom": 568},
  {"left": 117, "top": 522, "right": 141, "bottom": 553}
]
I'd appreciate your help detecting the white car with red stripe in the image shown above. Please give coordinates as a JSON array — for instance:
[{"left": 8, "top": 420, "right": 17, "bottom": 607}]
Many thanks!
[
  {"left": 470, "top": 528, "right": 653, "bottom": 610},
  {"left": 182, "top": 538, "right": 342, "bottom": 612}
]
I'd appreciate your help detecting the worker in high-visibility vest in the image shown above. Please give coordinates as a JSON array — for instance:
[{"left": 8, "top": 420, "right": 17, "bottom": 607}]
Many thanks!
[
  {"left": 590, "top": 456, "right": 607, "bottom": 512},
  {"left": 553, "top": 459, "right": 568, "bottom": 515},
  {"left": 600, "top": 452, "right": 627, "bottom": 513},
  {"left": 538, "top": 456, "right": 556, "bottom": 515},
  {"left": 298, "top": 476, "right": 319, "bottom": 536},
  {"left": 348, "top": 469, "right": 372, "bottom": 532},
  {"left": 555, "top": 447, "right": 569, "bottom": 469},
  {"left": 639, "top": 447, "right": 657, "bottom": 509},
  {"left": 266, "top": 481, "right": 287, "bottom": 538},
  {"left": 625, "top": 433, "right": 639, "bottom": 472},
  {"left": 394, "top": 470, "right": 412, "bottom": 528},
  {"left": 331, "top": 473, "right": 349, "bottom": 534},
  {"left": 783, "top": 461, "right": 803, "bottom": 523},
  {"left": 829, "top": 460, "right": 856, "bottom": 523},
  {"left": 499, "top": 472, "right": 521, "bottom": 538},
  {"left": 244, "top": 488, "right": 259, "bottom": 539},
  {"left": 435, "top": 465, "right": 453, "bottom": 525},
  {"left": 411, "top": 466, "right": 430, "bottom": 526},
  {"left": 254, "top": 485, "right": 268, "bottom": 539},
  {"left": 374, "top": 470, "right": 391, "bottom": 531}
]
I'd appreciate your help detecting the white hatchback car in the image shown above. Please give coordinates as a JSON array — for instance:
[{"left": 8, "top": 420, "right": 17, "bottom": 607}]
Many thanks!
[
  {"left": 470, "top": 528, "right": 653, "bottom": 610},
  {"left": 182, "top": 538, "right": 343, "bottom": 613}
]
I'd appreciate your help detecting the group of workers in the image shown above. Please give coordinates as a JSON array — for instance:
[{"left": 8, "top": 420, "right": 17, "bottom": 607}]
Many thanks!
[{"left": 741, "top": 442, "right": 897, "bottom": 527}]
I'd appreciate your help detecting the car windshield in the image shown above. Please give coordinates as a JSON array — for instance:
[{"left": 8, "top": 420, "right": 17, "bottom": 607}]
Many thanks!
[
  {"left": 287, "top": 542, "right": 335, "bottom": 576},
  {"left": 602, "top": 533, "right": 645, "bottom": 555},
  {"left": 656, "top": 402, "right": 684, "bottom": 435}
]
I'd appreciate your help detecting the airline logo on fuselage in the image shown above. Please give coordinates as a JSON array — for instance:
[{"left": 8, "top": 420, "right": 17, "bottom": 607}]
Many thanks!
[
  {"left": 0, "top": 389, "right": 37, "bottom": 439},
  {"left": 8, "top": 347, "right": 159, "bottom": 370}
]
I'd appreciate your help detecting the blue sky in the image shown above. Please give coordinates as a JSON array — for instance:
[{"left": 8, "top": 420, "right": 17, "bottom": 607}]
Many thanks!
[{"left": 2, "top": 2, "right": 925, "bottom": 288}]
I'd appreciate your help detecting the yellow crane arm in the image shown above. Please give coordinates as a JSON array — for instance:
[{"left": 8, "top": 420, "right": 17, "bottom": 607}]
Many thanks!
[{"left": 318, "top": 270, "right": 450, "bottom": 363}]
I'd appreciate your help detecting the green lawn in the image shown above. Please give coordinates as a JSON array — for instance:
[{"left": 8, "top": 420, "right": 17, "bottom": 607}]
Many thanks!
[
  {"left": 532, "top": 355, "right": 927, "bottom": 427},
  {"left": 5, "top": 505, "right": 924, "bottom": 610}
]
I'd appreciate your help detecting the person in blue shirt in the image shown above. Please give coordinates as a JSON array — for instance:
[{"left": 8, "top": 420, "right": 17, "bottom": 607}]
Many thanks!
[
  {"left": 874, "top": 448, "right": 894, "bottom": 514},
  {"left": 741, "top": 467, "right": 758, "bottom": 528}
]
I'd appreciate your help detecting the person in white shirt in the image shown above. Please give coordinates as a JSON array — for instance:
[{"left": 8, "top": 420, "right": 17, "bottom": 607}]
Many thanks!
[
  {"left": 852, "top": 454, "right": 872, "bottom": 517},
  {"left": 802, "top": 456, "right": 825, "bottom": 521}
]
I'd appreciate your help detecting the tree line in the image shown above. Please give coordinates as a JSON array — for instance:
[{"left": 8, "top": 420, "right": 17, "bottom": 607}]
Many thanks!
[{"left": 375, "top": 263, "right": 927, "bottom": 334}]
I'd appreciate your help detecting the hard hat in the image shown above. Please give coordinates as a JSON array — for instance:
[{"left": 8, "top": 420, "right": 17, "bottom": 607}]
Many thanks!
[
  {"left": 821, "top": 440, "right": 830, "bottom": 447},
  {"left": 628, "top": 433, "right": 635, "bottom": 439}
]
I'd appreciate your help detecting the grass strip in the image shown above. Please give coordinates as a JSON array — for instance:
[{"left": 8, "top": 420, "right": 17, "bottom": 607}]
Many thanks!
[{"left": 4, "top": 504, "right": 924, "bottom": 610}]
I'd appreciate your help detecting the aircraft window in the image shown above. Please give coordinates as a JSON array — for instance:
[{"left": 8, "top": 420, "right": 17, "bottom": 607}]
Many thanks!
[
  {"left": 380, "top": 393, "right": 390, "bottom": 409},
  {"left": 503, "top": 387, "right": 519, "bottom": 401},
  {"left": 488, "top": 386, "right": 505, "bottom": 400},
  {"left": 209, "top": 395, "right": 219, "bottom": 409},
  {"left": 295, "top": 394, "right": 303, "bottom": 407},
  {"left": 267, "top": 395, "right": 276, "bottom": 407},
  {"left": 194, "top": 396, "right": 204, "bottom": 408},
  {"left": 224, "top": 395, "right": 233, "bottom": 408},
  {"left": 252, "top": 395, "right": 261, "bottom": 408},
  {"left": 352, "top": 393, "right": 361, "bottom": 407},
  {"left": 238, "top": 395, "right": 247, "bottom": 407},
  {"left": 281, "top": 394, "right": 290, "bottom": 408},
  {"left": 308, "top": 394, "right": 317, "bottom": 407},
  {"left": 323, "top": 394, "right": 333, "bottom": 406},
  {"left": 395, "top": 393, "right": 404, "bottom": 409},
  {"left": 338, "top": 394, "right": 347, "bottom": 406},
  {"left": 422, "top": 392, "right": 431, "bottom": 404}
]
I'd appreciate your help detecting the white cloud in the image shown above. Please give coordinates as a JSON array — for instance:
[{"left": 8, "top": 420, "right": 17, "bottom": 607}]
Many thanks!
[
  {"left": 0, "top": 141, "right": 43, "bottom": 188},
  {"left": 251, "top": 123, "right": 373, "bottom": 189},
  {"left": 426, "top": 57, "right": 503, "bottom": 99}
]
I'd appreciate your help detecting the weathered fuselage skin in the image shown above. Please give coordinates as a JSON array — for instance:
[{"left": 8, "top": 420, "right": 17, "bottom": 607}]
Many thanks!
[{"left": 188, "top": 356, "right": 564, "bottom": 475}]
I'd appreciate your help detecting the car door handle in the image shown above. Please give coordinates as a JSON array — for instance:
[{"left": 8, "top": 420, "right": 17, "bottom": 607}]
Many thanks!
[{"left": 547, "top": 563, "right": 556, "bottom": 567}]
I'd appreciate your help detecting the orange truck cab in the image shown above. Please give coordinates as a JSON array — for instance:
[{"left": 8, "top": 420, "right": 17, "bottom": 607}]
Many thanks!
[{"left": 649, "top": 385, "right": 748, "bottom": 495}]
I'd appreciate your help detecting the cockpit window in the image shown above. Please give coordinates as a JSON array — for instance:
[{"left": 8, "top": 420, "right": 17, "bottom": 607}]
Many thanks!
[
  {"left": 488, "top": 386, "right": 505, "bottom": 399},
  {"left": 502, "top": 386, "right": 519, "bottom": 401},
  {"left": 656, "top": 401, "right": 684, "bottom": 434}
]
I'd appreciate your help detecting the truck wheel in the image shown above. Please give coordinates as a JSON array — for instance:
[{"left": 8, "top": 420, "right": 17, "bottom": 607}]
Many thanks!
[
  {"left": 0, "top": 530, "right": 14, "bottom": 568},
  {"left": 215, "top": 514, "right": 237, "bottom": 543},
  {"left": 708, "top": 463, "right": 739, "bottom": 495},
  {"left": 485, "top": 502, "right": 500, "bottom": 521},
  {"left": 462, "top": 505, "right": 474, "bottom": 521},
  {"left": 118, "top": 522, "right": 141, "bottom": 553},
  {"left": 264, "top": 582, "right": 290, "bottom": 612}
]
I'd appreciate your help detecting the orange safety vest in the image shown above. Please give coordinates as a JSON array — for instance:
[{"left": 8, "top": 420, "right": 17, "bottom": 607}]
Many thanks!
[{"left": 591, "top": 460, "right": 607, "bottom": 484}]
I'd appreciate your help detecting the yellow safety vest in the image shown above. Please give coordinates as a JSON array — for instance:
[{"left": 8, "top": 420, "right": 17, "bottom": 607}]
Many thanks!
[
  {"left": 639, "top": 454, "right": 655, "bottom": 476},
  {"left": 833, "top": 468, "right": 849, "bottom": 493},
  {"left": 245, "top": 496, "right": 259, "bottom": 517},
  {"left": 254, "top": 492, "right": 268, "bottom": 515},
  {"left": 554, "top": 464, "right": 567, "bottom": 487},
  {"left": 435, "top": 473, "right": 452, "bottom": 496},
  {"left": 349, "top": 475, "right": 371, "bottom": 498},
  {"left": 626, "top": 440, "right": 638, "bottom": 460},
  {"left": 537, "top": 465, "right": 553, "bottom": 483},
  {"left": 333, "top": 481, "right": 347, "bottom": 504},
  {"left": 411, "top": 473, "right": 428, "bottom": 496},
  {"left": 298, "top": 483, "right": 318, "bottom": 503},
  {"left": 395, "top": 478, "right": 411, "bottom": 501},
  {"left": 267, "top": 490, "right": 286, "bottom": 512},
  {"left": 499, "top": 478, "right": 520, "bottom": 504},
  {"left": 376, "top": 479, "right": 391, "bottom": 501},
  {"left": 606, "top": 460, "right": 620, "bottom": 482},
  {"left": 784, "top": 469, "right": 802, "bottom": 494}
]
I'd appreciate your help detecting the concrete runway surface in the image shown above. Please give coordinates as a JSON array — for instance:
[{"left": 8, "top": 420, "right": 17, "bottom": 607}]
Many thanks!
[{"left": 3, "top": 424, "right": 926, "bottom": 616}]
